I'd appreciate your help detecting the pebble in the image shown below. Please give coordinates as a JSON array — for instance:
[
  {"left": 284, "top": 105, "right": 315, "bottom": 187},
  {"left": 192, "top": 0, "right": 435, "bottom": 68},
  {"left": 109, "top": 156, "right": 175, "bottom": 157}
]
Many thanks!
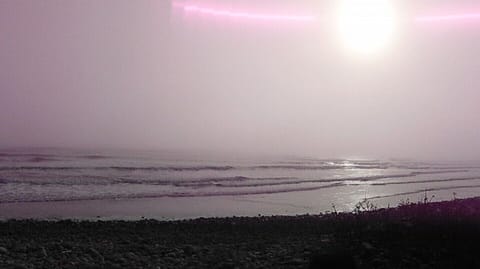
[
  {"left": 362, "top": 242, "right": 374, "bottom": 250},
  {"left": 289, "top": 258, "right": 305, "bottom": 265},
  {"left": 88, "top": 248, "right": 104, "bottom": 263},
  {"left": 41, "top": 247, "right": 48, "bottom": 257},
  {"left": 183, "top": 245, "right": 196, "bottom": 256}
]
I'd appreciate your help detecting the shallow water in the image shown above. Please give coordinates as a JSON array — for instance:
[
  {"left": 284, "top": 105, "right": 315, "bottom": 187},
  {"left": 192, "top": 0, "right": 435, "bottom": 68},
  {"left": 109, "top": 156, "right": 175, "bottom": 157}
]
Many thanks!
[{"left": 1, "top": 149, "right": 479, "bottom": 219}]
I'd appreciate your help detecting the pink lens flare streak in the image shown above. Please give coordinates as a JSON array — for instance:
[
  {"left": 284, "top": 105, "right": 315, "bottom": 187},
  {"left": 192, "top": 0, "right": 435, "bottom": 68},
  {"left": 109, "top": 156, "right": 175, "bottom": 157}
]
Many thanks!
[
  {"left": 173, "top": 2, "right": 316, "bottom": 23},
  {"left": 415, "top": 13, "right": 480, "bottom": 23},
  {"left": 173, "top": 2, "right": 480, "bottom": 26}
]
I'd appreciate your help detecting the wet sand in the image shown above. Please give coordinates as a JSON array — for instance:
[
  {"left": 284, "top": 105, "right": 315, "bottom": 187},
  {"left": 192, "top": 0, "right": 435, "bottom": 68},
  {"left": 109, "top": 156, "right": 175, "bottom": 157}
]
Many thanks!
[
  {"left": 1, "top": 197, "right": 480, "bottom": 268},
  {"left": 2, "top": 186, "right": 480, "bottom": 221}
]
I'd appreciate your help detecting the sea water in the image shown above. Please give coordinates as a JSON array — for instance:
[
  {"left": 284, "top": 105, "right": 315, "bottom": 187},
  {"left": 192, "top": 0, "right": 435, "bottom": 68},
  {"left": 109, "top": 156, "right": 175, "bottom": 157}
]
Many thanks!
[{"left": 1, "top": 148, "right": 479, "bottom": 219}]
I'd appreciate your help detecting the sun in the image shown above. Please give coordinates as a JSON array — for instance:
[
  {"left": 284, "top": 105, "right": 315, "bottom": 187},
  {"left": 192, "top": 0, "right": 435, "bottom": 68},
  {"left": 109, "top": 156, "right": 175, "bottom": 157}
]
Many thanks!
[{"left": 338, "top": 0, "right": 397, "bottom": 54}]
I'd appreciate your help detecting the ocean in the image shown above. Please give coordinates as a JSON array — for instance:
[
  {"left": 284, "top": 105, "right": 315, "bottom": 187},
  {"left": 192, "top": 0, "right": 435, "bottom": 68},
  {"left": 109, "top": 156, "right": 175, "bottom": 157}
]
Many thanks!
[{"left": 1, "top": 148, "right": 480, "bottom": 220}]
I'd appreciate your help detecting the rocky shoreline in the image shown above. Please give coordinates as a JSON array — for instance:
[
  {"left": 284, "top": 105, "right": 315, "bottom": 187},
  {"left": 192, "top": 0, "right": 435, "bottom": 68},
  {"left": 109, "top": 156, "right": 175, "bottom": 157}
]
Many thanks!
[{"left": 1, "top": 197, "right": 480, "bottom": 268}]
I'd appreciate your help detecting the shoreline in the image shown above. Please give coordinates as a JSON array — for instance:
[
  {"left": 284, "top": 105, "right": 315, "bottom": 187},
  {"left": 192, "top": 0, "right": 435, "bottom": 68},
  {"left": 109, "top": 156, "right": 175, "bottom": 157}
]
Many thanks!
[
  {"left": 2, "top": 188, "right": 479, "bottom": 221},
  {"left": 1, "top": 197, "right": 480, "bottom": 268}
]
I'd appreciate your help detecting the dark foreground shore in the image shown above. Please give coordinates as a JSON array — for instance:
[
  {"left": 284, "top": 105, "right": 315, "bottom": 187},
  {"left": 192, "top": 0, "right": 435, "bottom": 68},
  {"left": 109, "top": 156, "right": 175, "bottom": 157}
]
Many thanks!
[{"left": 1, "top": 198, "right": 480, "bottom": 269}]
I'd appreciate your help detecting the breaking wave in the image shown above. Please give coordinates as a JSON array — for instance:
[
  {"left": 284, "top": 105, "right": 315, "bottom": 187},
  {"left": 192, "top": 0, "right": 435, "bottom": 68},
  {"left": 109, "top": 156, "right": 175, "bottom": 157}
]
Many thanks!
[{"left": 1, "top": 150, "right": 480, "bottom": 205}]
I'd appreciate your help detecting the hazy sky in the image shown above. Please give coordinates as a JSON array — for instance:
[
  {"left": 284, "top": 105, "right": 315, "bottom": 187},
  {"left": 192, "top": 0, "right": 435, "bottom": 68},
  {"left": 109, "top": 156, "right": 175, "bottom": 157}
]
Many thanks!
[{"left": 1, "top": 0, "right": 480, "bottom": 160}]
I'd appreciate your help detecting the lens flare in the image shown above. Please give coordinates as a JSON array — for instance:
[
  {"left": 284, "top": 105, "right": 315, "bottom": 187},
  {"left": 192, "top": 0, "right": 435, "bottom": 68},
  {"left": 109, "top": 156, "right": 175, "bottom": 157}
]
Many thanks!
[
  {"left": 338, "top": 0, "right": 396, "bottom": 54},
  {"left": 172, "top": 1, "right": 480, "bottom": 55},
  {"left": 172, "top": 2, "right": 316, "bottom": 22},
  {"left": 416, "top": 13, "right": 480, "bottom": 23}
]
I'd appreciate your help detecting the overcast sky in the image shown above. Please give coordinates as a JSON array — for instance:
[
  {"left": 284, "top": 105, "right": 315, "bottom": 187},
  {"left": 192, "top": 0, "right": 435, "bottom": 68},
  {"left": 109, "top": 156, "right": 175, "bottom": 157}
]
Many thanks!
[{"left": 1, "top": 0, "right": 480, "bottom": 160}]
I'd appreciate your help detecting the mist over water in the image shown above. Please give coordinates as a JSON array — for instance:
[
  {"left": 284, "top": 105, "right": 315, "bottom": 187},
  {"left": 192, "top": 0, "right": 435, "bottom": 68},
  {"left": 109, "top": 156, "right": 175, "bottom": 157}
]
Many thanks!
[
  {"left": 1, "top": 1, "right": 480, "bottom": 219},
  {"left": 1, "top": 4, "right": 480, "bottom": 269},
  {"left": 1, "top": 0, "right": 480, "bottom": 160},
  {"left": 1, "top": 148, "right": 480, "bottom": 219}
]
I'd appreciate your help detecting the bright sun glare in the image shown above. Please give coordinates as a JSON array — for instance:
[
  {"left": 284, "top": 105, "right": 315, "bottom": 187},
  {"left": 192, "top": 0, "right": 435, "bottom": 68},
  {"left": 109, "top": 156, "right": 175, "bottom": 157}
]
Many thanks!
[{"left": 338, "top": 0, "right": 396, "bottom": 54}]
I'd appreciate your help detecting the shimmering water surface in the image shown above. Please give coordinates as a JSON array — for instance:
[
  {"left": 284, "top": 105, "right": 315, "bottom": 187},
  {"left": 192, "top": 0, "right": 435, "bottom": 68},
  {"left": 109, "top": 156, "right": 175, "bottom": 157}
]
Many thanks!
[{"left": 1, "top": 149, "right": 479, "bottom": 219}]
